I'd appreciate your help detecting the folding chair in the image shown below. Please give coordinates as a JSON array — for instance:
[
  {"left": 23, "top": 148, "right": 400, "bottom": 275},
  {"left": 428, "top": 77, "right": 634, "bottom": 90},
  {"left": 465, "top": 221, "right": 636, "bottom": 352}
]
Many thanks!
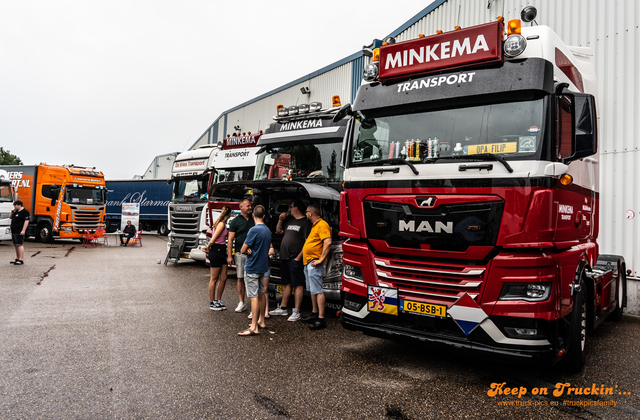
[
  {"left": 95, "top": 228, "right": 108, "bottom": 246},
  {"left": 128, "top": 230, "right": 143, "bottom": 247},
  {"left": 82, "top": 230, "right": 98, "bottom": 248}
]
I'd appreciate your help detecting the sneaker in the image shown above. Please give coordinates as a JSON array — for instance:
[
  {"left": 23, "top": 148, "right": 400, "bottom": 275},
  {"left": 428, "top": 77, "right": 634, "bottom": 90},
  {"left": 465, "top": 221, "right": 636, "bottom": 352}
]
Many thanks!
[
  {"left": 269, "top": 305, "right": 288, "bottom": 316},
  {"left": 211, "top": 301, "right": 224, "bottom": 311},
  {"left": 217, "top": 301, "right": 226, "bottom": 310},
  {"left": 14, "top": 260, "right": 24, "bottom": 265},
  {"left": 301, "top": 313, "right": 319, "bottom": 324},
  {"left": 235, "top": 301, "right": 246, "bottom": 312},
  {"left": 10, "top": 259, "right": 17, "bottom": 264},
  {"left": 247, "top": 312, "right": 252, "bottom": 319},
  {"left": 287, "top": 311, "right": 301, "bottom": 322},
  {"left": 309, "top": 318, "right": 327, "bottom": 330},
  {"left": 209, "top": 301, "right": 216, "bottom": 310}
]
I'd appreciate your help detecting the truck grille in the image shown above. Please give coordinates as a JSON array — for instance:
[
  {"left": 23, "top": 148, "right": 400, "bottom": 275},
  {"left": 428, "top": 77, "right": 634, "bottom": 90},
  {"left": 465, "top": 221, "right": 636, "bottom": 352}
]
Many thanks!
[
  {"left": 364, "top": 199, "right": 504, "bottom": 251},
  {"left": 170, "top": 207, "right": 202, "bottom": 235},
  {"left": 71, "top": 207, "right": 103, "bottom": 230},
  {"left": 373, "top": 256, "right": 488, "bottom": 306}
]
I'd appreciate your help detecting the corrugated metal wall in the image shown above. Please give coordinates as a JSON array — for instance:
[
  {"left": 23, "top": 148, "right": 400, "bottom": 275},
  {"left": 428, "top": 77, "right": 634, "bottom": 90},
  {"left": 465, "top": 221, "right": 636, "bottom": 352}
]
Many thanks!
[{"left": 395, "top": 0, "right": 640, "bottom": 285}]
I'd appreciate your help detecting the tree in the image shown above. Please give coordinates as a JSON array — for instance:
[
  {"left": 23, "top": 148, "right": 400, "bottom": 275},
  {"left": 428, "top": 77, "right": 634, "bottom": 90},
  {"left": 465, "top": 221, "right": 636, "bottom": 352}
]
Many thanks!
[{"left": 0, "top": 148, "right": 22, "bottom": 165}]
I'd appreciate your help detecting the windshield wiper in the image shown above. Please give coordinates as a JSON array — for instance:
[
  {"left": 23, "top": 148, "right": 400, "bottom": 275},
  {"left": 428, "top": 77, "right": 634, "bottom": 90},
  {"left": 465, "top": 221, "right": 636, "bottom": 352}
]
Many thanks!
[
  {"left": 465, "top": 153, "right": 514, "bottom": 173},
  {"left": 371, "top": 158, "right": 419, "bottom": 175}
]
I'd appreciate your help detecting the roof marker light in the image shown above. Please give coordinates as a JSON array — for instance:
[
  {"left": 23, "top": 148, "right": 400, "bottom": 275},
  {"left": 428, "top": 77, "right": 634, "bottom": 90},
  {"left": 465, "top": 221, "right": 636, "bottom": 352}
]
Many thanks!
[
  {"left": 436, "top": 30, "right": 443, "bottom": 34},
  {"left": 418, "top": 34, "right": 425, "bottom": 38},
  {"left": 454, "top": 26, "right": 461, "bottom": 30}
]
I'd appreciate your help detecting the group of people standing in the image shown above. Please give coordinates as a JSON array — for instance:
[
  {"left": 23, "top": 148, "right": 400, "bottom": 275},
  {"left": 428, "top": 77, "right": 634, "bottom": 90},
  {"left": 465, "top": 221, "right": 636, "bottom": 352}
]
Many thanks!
[{"left": 202, "top": 198, "right": 332, "bottom": 336}]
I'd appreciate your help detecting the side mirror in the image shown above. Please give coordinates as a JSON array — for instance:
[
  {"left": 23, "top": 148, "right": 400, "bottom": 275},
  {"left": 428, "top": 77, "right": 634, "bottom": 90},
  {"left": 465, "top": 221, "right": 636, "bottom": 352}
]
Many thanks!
[
  {"left": 332, "top": 103, "right": 352, "bottom": 123},
  {"left": 562, "top": 89, "right": 597, "bottom": 163}
]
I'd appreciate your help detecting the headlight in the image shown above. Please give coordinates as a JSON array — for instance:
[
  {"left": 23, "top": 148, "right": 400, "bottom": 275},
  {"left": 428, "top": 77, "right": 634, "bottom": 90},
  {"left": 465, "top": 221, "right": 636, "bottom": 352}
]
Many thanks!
[
  {"left": 198, "top": 238, "right": 209, "bottom": 247},
  {"left": 343, "top": 264, "right": 364, "bottom": 282},
  {"left": 503, "top": 34, "right": 527, "bottom": 57},
  {"left": 499, "top": 283, "right": 551, "bottom": 302},
  {"left": 288, "top": 105, "right": 299, "bottom": 115},
  {"left": 298, "top": 104, "right": 309, "bottom": 113},
  {"left": 326, "top": 250, "right": 343, "bottom": 280},
  {"left": 60, "top": 226, "right": 73, "bottom": 231},
  {"left": 363, "top": 63, "right": 379, "bottom": 82}
]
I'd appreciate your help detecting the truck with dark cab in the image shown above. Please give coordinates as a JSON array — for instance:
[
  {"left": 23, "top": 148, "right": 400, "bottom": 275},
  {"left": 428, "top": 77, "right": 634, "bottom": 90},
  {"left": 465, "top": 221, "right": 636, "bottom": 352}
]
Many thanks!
[{"left": 209, "top": 97, "right": 348, "bottom": 308}]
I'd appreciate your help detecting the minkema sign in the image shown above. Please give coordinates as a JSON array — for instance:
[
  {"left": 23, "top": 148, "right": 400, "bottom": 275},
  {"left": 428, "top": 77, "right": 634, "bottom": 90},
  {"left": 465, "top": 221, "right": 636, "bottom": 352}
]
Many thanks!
[{"left": 379, "top": 21, "right": 504, "bottom": 80}]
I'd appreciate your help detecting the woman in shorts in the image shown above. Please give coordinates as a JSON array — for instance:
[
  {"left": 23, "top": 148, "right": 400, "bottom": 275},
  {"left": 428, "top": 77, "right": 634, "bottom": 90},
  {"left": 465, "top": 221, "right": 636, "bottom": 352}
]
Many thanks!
[{"left": 203, "top": 206, "right": 232, "bottom": 311}]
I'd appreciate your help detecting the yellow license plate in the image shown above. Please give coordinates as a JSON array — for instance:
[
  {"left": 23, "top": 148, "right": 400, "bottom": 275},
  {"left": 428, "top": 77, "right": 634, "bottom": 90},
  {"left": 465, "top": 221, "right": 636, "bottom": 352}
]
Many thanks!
[
  {"left": 401, "top": 300, "right": 447, "bottom": 318},
  {"left": 275, "top": 285, "right": 295, "bottom": 294},
  {"left": 466, "top": 142, "right": 517, "bottom": 155}
]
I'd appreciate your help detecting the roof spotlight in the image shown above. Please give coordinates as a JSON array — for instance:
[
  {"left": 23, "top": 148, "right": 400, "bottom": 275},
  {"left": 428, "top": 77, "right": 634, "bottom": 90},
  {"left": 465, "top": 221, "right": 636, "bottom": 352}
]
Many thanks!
[{"left": 521, "top": 6, "right": 537, "bottom": 23}]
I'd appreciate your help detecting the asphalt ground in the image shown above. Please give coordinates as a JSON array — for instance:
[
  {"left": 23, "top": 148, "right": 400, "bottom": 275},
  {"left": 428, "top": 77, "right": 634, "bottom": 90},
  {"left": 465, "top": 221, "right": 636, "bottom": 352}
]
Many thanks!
[{"left": 0, "top": 235, "right": 639, "bottom": 419}]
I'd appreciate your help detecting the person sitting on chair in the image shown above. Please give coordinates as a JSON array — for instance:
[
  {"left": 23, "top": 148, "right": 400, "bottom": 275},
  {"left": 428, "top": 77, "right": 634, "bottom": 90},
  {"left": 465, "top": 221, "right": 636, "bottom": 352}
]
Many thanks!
[{"left": 120, "top": 220, "right": 136, "bottom": 246}]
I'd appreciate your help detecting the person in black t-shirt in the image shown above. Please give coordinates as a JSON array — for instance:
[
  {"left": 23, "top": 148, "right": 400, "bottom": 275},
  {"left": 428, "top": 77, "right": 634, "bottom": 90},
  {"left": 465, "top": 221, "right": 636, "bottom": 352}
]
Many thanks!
[
  {"left": 119, "top": 220, "right": 137, "bottom": 246},
  {"left": 9, "top": 200, "right": 30, "bottom": 265},
  {"left": 269, "top": 200, "right": 311, "bottom": 321}
]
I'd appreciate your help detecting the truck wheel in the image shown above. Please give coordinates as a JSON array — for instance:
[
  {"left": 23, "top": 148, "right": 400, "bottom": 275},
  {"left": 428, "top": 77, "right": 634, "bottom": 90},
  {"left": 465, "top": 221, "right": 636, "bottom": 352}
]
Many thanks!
[
  {"left": 158, "top": 223, "right": 168, "bottom": 236},
  {"left": 610, "top": 264, "right": 626, "bottom": 322},
  {"left": 566, "top": 278, "right": 587, "bottom": 372},
  {"left": 37, "top": 223, "right": 53, "bottom": 243}
]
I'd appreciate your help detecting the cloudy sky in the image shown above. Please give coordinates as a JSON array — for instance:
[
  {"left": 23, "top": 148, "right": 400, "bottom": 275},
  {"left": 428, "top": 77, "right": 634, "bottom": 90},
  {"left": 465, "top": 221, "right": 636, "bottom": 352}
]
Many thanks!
[{"left": 0, "top": 1, "right": 432, "bottom": 179}]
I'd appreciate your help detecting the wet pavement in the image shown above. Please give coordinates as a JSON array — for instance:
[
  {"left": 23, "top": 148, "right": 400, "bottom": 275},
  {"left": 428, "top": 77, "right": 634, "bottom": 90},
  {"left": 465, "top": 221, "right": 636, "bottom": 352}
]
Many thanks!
[{"left": 1, "top": 236, "right": 639, "bottom": 419}]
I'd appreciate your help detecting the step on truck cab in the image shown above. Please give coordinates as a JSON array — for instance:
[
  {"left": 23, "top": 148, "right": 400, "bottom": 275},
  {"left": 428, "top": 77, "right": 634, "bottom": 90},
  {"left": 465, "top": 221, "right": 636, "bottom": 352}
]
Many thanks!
[
  {"left": 168, "top": 145, "right": 218, "bottom": 261},
  {"left": 336, "top": 12, "right": 625, "bottom": 371},
  {"left": 0, "top": 165, "right": 106, "bottom": 242},
  {"left": 210, "top": 97, "right": 348, "bottom": 308},
  {"left": 0, "top": 170, "right": 17, "bottom": 242}
]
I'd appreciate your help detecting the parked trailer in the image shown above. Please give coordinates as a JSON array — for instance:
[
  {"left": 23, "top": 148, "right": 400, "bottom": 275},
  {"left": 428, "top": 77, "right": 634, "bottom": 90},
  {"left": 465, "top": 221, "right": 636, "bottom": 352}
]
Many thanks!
[{"left": 105, "top": 179, "right": 172, "bottom": 235}]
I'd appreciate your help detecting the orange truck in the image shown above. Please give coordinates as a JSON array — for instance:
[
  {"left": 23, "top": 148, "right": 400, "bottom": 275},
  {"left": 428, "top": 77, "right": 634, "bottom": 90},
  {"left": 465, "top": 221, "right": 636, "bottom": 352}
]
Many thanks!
[{"left": 0, "top": 165, "right": 107, "bottom": 242}]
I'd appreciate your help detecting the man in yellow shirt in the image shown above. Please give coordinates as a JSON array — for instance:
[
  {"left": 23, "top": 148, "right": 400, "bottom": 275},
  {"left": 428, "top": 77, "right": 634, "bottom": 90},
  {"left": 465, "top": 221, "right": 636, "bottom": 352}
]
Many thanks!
[{"left": 301, "top": 204, "right": 332, "bottom": 330}]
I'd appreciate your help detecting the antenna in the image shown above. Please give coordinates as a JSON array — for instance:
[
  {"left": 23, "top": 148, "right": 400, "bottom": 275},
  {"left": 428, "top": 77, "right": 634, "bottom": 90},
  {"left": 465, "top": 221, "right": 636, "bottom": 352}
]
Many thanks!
[
  {"left": 182, "top": 136, "right": 192, "bottom": 152},
  {"left": 456, "top": 5, "right": 461, "bottom": 28},
  {"left": 257, "top": 120, "right": 261, "bottom": 132}
]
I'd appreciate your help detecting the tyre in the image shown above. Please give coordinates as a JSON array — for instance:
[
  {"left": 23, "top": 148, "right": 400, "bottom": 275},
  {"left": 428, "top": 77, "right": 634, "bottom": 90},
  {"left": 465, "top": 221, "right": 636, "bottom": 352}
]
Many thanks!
[
  {"left": 610, "top": 264, "right": 626, "bottom": 322},
  {"left": 566, "top": 277, "right": 587, "bottom": 372},
  {"left": 158, "top": 223, "right": 168, "bottom": 236},
  {"left": 36, "top": 223, "right": 53, "bottom": 243}
]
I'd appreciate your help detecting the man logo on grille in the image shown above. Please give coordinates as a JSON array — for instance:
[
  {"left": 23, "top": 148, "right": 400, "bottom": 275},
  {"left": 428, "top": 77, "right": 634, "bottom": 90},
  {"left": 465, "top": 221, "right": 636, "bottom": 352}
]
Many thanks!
[{"left": 417, "top": 197, "right": 436, "bottom": 207}]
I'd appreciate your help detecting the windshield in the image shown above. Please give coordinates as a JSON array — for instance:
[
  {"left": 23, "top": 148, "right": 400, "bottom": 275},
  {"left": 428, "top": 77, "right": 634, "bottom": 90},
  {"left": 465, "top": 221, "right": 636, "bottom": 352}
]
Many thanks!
[
  {"left": 65, "top": 186, "right": 106, "bottom": 205},
  {"left": 172, "top": 177, "right": 208, "bottom": 203},
  {"left": 217, "top": 168, "right": 254, "bottom": 183},
  {"left": 350, "top": 99, "right": 545, "bottom": 166},
  {"left": 0, "top": 185, "right": 12, "bottom": 202},
  {"left": 255, "top": 140, "right": 343, "bottom": 183}
]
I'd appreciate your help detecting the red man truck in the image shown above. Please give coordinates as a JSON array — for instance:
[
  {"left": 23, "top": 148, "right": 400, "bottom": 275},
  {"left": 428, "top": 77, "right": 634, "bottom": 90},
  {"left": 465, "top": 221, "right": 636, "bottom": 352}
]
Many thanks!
[{"left": 335, "top": 15, "right": 625, "bottom": 371}]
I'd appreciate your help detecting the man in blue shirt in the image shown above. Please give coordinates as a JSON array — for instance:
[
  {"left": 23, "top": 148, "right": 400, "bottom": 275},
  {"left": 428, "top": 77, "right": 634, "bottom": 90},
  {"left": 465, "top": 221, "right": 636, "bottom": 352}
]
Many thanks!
[{"left": 239, "top": 204, "right": 271, "bottom": 336}]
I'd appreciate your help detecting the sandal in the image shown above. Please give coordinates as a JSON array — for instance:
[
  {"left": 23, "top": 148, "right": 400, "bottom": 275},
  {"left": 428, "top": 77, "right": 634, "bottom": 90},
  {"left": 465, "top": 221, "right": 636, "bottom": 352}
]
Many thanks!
[{"left": 238, "top": 328, "right": 259, "bottom": 336}]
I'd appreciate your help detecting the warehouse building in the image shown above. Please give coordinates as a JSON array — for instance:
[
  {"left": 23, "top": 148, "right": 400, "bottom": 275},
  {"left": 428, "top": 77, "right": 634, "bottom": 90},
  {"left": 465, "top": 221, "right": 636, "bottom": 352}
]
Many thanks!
[{"left": 159, "top": 0, "right": 639, "bottom": 313}]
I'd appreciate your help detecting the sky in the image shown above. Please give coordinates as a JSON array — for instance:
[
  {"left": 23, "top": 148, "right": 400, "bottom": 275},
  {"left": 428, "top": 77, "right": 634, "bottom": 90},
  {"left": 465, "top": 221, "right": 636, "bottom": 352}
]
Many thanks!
[{"left": 0, "top": 1, "right": 433, "bottom": 179}]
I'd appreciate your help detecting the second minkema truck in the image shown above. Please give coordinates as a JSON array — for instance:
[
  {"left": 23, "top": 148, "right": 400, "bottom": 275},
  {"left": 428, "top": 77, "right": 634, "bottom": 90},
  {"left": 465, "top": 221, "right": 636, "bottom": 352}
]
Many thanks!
[{"left": 336, "top": 16, "right": 625, "bottom": 371}]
